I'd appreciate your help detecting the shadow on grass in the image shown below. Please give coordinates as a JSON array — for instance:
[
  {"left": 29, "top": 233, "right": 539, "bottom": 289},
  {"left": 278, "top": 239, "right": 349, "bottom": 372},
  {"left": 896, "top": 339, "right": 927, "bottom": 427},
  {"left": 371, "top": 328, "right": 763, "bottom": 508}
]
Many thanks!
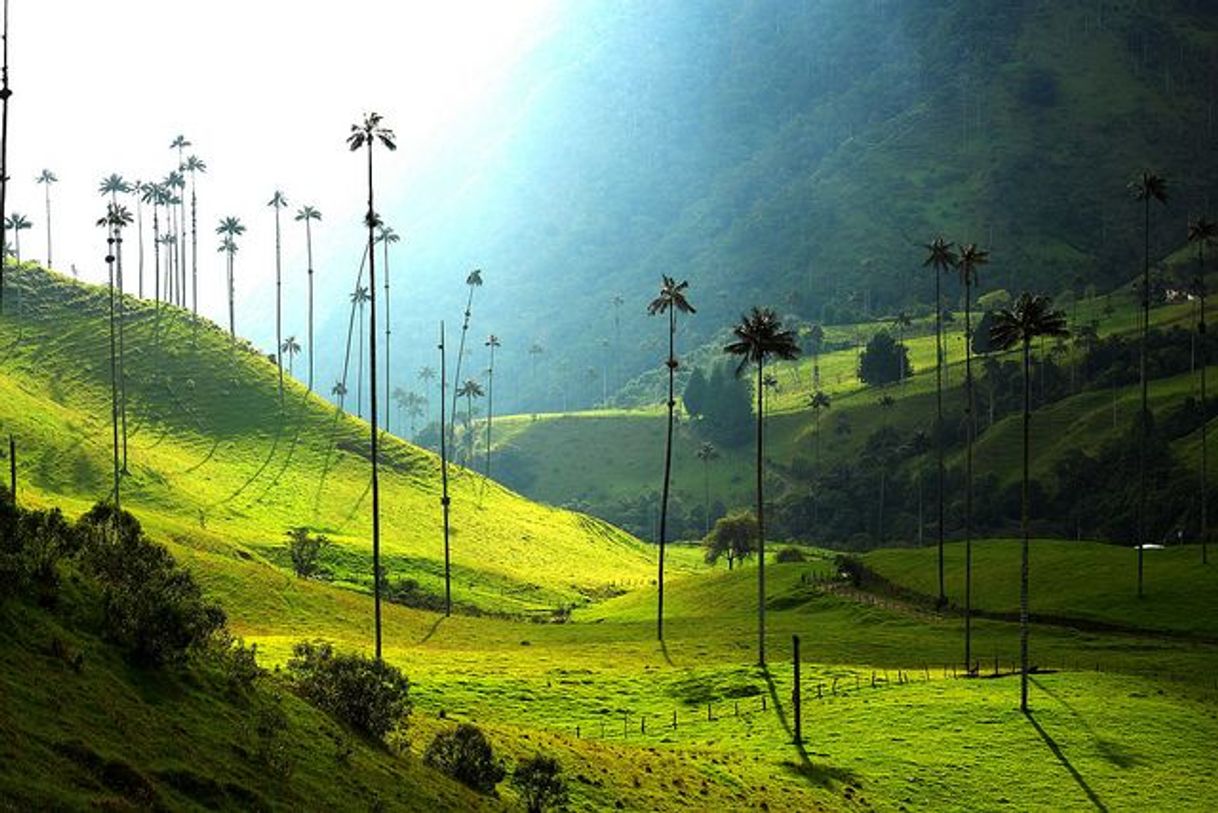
[
  {"left": 762, "top": 666, "right": 860, "bottom": 791},
  {"left": 1025, "top": 710, "right": 1108, "bottom": 812},
  {"left": 1033, "top": 677, "right": 1142, "bottom": 770},
  {"left": 659, "top": 638, "right": 675, "bottom": 667},
  {"left": 417, "top": 614, "right": 446, "bottom": 645}
]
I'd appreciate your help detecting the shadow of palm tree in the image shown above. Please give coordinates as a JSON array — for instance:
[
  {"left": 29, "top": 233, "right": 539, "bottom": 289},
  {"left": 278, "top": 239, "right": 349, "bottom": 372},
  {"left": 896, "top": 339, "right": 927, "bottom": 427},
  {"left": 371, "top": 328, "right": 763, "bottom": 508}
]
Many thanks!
[
  {"left": 761, "top": 667, "right": 861, "bottom": 790},
  {"left": 1025, "top": 710, "right": 1108, "bottom": 812},
  {"left": 417, "top": 614, "right": 446, "bottom": 645}
]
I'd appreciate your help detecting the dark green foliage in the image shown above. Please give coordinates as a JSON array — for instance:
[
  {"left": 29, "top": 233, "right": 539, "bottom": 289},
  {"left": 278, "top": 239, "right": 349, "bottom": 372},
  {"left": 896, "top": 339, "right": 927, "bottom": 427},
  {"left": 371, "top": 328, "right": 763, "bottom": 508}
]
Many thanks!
[
  {"left": 0, "top": 503, "right": 73, "bottom": 601},
  {"left": 775, "top": 547, "right": 807, "bottom": 563},
  {"left": 682, "top": 366, "right": 708, "bottom": 417},
  {"left": 285, "top": 526, "right": 332, "bottom": 579},
  {"left": 77, "top": 505, "right": 225, "bottom": 666},
  {"left": 286, "top": 640, "right": 412, "bottom": 741},
  {"left": 698, "top": 363, "right": 752, "bottom": 446},
  {"left": 423, "top": 723, "right": 505, "bottom": 794},
  {"left": 972, "top": 310, "right": 998, "bottom": 355},
  {"left": 858, "top": 331, "right": 911, "bottom": 387},
  {"left": 512, "top": 754, "right": 569, "bottom": 813},
  {"left": 703, "top": 510, "right": 757, "bottom": 569}
]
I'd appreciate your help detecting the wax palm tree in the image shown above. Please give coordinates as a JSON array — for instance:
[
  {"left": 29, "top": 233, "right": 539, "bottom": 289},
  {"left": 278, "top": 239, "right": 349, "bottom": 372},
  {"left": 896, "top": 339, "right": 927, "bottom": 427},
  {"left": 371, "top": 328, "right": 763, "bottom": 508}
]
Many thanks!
[
  {"left": 957, "top": 241, "right": 988, "bottom": 672},
  {"left": 294, "top": 205, "right": 322, "bottom": 391},
  {"left": 724, "top": 307, "right": 800, "bottom": 666},
  {"left": 281, "top": 335, "right": 301, "bottom": 377},
  {"left": 923, "top": 236, "right": 958, "bottom": 608},
  {"left": 351, "top": 286, "right": 371, "bottom": 418},
  {"left": 34, "top": 169, "right": 55, "bottom": 269},
  {"left": 406, "top": 393, "right": 425, "bottom": 438},
  {"left": 377, "top": 224, "right": 401, "bottom": 432},
  {"left": 130, "top": 180, "right": 146, "bottom": 297},
  {"left": 4, "top": 212, "right": 28, "bottom": 262},
  {"left": 184, "top": 155, "right": 206, "bottom": 315},
  {"left": 892, "top": 311, "right": 913, "bottom": 385},
  {"left": 141, "top": 182, "right": 168, "bottom": 304},
  {"left": 99, "top": 205, "right": 123, "bottom": 523},
  {"left": 216, "top": 216, "right": 245, "bottom": 338},
  {"left": 331, "top": 381, "right": 348, "bottom": 413},
  {"left": 268, "top": 190, "right": 289, "bottom": 401},
  {"left": 484, "top": 334, "right": 500, "bottom": 479},
  {"left": 1189, "top": 215, "right": 1217, "bottom": 565},
  {"left": 170, "top": 136, "right": 190, "bottom": 303},
  {"left": 97, "top": 203, "right": 133, "bottom": 473},
  {"left": 348, "top": 112, "right": 396, "bottom": 660},
  {"left": 164, "top": 170, "right": 186, "bottom": 306},
  {"left": 456, "top": 378, "right": 484, "bottom": 466},
  {"left": 1130, "top": 171, "right": 1168, "bottom": 597},
  {"left": 418, "top": 365, "right": 436, "bottom": 425},
  {"left": 647, "top": 274, "right": 696, "bottom": 642},
  {"left": 990, "top": 293, "right": 1068, "bottom": 712},
  {"left": 807, "top": 323, "right": 825, "bottom": 390},
  {"left": 450, "top": 268, "right": 484, "bottom": 448},
  {"left": 696, "top": 441, "right": 719, "bottom": 536},
  {"left": 611, "top": 293, "right": 625, "bottom": 389},
  {"left": 438, "top": 322, "right": 453, "bottom": 614}
]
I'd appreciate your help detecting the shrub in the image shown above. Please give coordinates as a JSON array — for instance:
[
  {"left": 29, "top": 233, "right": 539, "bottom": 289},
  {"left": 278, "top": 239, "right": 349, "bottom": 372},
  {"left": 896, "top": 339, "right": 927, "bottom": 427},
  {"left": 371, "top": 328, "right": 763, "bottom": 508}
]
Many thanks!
[
  {"left": 512, "top": 754, "right": 569, "bottom": 813},
  {"left": 210, "top": 630, "right": 263, "bottom": 695},
  {"left": 424, "top": 723, "right": 505, "bottom": 794},
  {"left": 286, "top": 640, "right": 411, "bottom": 741},
  {"left": 775, "top": 547, "right": 806, "bottom": 563},
  {"left": 858, "top": 331, "right": 911, "bottom": 386},
  {"left": 285, "top": 526, "right": 331, "bottom": 579},
  {"left": 703, "top": 511, "right": 757, "bottom": 569},
  {"left": 78, "top": 503, "right": 225, "bottom": 666}
]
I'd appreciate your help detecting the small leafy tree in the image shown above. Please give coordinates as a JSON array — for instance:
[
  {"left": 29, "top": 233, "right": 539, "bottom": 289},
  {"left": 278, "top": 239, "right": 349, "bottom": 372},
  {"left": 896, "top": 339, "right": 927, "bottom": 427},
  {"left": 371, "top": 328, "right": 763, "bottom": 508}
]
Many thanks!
[
  {"left": 858, "top": 331, "right": 911, "bottom": 386},
  {"left": 703, "top": 510, "right": 758, "bottom": 570},
  {"left": 512, "top": 755, "right": 569, "bottom": 813},
  {"left": 285, "top": 526, "right": 331, "bottom": 579},
  {"left": 286, "top": 640, "right": 411, "bottom": 741},
  {"left": 424, "top": 723, "right": 505, "bottom": 794}
]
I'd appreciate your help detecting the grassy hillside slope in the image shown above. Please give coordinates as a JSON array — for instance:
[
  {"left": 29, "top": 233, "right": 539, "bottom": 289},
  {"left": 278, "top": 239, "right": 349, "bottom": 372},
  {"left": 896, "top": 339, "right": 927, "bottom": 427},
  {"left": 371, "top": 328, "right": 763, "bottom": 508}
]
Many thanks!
[{"left": 0, "top": 265, "right": 658, "bottom": 615}]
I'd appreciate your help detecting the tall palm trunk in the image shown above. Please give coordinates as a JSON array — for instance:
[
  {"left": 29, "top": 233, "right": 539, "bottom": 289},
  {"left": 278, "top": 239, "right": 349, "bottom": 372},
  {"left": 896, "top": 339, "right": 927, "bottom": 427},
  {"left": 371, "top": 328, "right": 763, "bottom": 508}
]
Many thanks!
[
  {"left": 439, "top": 321, "right": 451, "bottom": 616},
  {"left": 485, "top": 343, "right": 495, "bottom": 480},
  {"left": 365, "top": 140, "right": 383, "bottom": 662},
  {"left": 305, "top": 218, "right": 315, "bottom": 392},
  {"left": 703, "top": 459, "right": 711, "bottom": 537},
  {"left": 964, "top": 276, "right": 974, "bottom": 673},
  {"left": 357, "top": 304, "right": 365, "bottom": 418},
  {"left": 1202, "top": 264, "right": 1210, "bottom": 566},
  {"left": 756, "top": 357, "right": 767, "bottom": 667},
  {"left": 42, "top": 181, "right": 51, "bottom": 269},
  {"left": 117, "top": 230, "right": 129, "bottom": 473},
  {"left": 450, "top": 286, "right": 476, "bottom": 449},
  {"left": 935, "top": 271, "right": 946, "bottom": 607},
  {"left": 657, "top": 307, "right": 676, "bottom": 641},
  {"left": 1020, "top": 336, "right": 1031, "bottom": 712},
  {"left": 227, "top": 248, "right": 235, "bottom": 338},
  {"left": 190, "top": 179, "right": 197, "bottom": 316},
  {"left": 0, "top": 0, "right": 10, "bottom": 316},
  {"left": 106, "top": 232, "right": 121, "bottom": 525},
  {"left": 383, "top": 238, "right": 391, "bottom": 434},
  {"left": 135, "top": 197, "right": 144, "bottom": 298},
  {"left": 274, "top": 204, "right": 283, "bottom": 402},
  {"left": 1139, "top": 195, "right": 1149, "bottom": 598}
]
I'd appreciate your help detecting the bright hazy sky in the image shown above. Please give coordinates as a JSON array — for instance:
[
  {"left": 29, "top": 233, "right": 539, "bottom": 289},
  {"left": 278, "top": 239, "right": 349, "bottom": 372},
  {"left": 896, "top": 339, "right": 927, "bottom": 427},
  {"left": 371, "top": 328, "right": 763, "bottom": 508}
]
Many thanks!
[{"left": 7, "top": 0, "right": 557, "bottom": 338}]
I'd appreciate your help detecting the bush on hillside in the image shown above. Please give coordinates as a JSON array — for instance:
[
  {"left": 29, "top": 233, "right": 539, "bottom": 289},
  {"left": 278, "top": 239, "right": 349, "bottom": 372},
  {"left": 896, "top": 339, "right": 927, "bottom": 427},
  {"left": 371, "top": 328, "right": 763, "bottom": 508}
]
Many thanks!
[
  {"left": 512, "top": 754, "right": 569, "bottom": 813},
  {"left": 858, "top": 331, "right": 911, "bottom": 386},
  {"left": 284, "top": 526, "right": 332, "bottom": 579},
  {"left": 424, "top": 723, "right": 505, "bottom": 794},
  {"left": 286, "top": 640, "right": 412, "bottom": 741},
  {"left": 775, "top": 547, "right": 807, "bottom": 563},
  {"left": 77, "top": 504, "right": 226, "bottom": 666}
]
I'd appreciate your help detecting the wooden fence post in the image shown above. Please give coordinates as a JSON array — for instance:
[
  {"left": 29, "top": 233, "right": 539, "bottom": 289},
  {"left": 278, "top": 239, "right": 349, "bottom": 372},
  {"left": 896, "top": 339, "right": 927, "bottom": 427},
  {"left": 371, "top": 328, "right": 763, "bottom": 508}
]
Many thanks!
[{"left": 793, "top": 634, "right": 803, "bottom": 745}]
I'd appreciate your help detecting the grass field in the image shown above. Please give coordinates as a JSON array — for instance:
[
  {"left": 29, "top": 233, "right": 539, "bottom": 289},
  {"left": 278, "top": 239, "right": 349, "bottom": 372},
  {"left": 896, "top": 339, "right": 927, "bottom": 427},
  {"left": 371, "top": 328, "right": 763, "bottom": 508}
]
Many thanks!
[{"left": 3, "top": 265, "right": 1218, "bottom": 811}]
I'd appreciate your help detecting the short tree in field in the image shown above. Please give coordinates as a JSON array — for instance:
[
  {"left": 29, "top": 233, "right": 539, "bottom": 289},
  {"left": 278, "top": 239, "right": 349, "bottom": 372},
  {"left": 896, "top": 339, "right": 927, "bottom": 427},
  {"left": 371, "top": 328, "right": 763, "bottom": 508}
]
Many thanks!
[
  {"left": 512, "top": 755, "right": 569, "bottom": 813},
  {"left": 857, "top": 330, "right": 911, "bottom": 386},
  {"left": 703, "top": 511, "right": 758, "bottom": 571},
  {"left": 285, "top": 527, "right": 331, "bottom": 579},
  {"left": 424, "top": 723, "right": 505, "bottom": 794}
]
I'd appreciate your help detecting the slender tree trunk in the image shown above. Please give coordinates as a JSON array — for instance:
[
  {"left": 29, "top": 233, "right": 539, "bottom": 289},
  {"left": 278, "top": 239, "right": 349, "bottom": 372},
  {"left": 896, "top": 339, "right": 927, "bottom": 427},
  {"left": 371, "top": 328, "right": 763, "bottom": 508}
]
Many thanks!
[
  {"left": 450, "top": 286, "right": 475, "bottom": 450},
  {"left": 306, "top": 218, "right": 315, "bottom": 392},
  {"left": 384, "top": 238, "right": 391, "bottom": 434},
  {"left": 440, "top": 321, "right": 451, "bottom": 616},
  {"left": 135, "top": 197, "right": 143, "bottom": 298},
  {"left": 274, "top": 205, "right": 283, "bottom": 402},
  {"left": 1020, "top": 338, "right": 1031, "bottom": 712},
  {"left": 964, "top": 276, "right": 974, "bottom": 673},
  {"left": 1139, "top": 195, "right": 1149, "bottom": 598},
  {"left": 657, "top": 307, "right": 676, "bottom": 641},
  {"left": 366, "top": 141, "right": 383, "bottom": 662},
  {"left": 43, "top": 183, "right": 51, "bottom": 269},
  {"left": 703, "top": 460, "right": 711, "bottom": 537},
  {"left": 117, "top": 231, "right": 128, "bottom": 473},
  {"left": 935, "top": 271, "right": 946, "bottom": 606},
  {"left": 0, "top": 0, "right": 10, "bottom": 316},
  {"left": 756, "top": 358, "right": 767, "bottom": 667},
  {"left": 1201, "top": 247, "right": 1209, "bottom": 566},
  {"left": 106, "top": 233, "right": 121, "bottom": 526},
  {"left": 485, "top": 343, "right": 494, "bottom": 479},
  {"left": 357, "top": 306, "right": 364, "bottom": 418},
  {"left": 227, "top": 250, "right": 235, "bottom": 339},
  {"left": 190, "top": 177, "right": 197, "bottom": 316}
]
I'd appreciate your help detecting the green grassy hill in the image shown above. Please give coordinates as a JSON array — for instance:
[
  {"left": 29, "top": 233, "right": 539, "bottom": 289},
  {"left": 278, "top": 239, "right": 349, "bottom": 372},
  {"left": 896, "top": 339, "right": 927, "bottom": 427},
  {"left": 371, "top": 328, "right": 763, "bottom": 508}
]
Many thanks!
[{"left": 0, "top": 264, "right": 659, "bottom": 616}]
